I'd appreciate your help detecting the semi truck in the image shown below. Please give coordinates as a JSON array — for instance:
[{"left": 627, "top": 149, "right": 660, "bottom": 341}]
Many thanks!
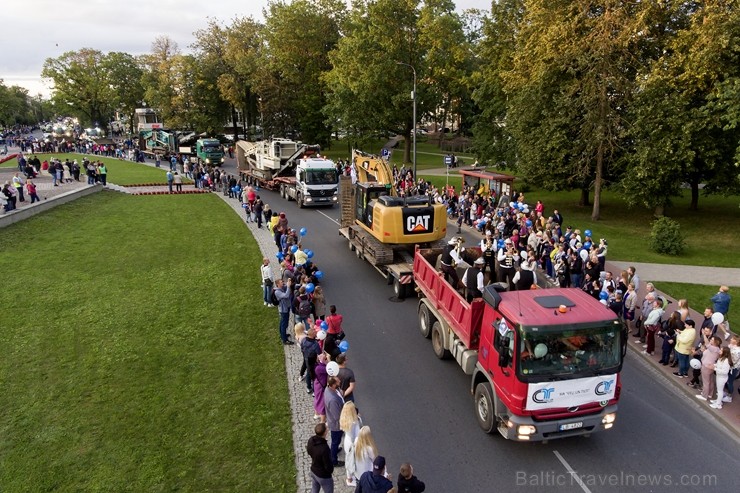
[
  {"left": 413, "top": 246, "right": 625, "bottom": 441},
  {"left": 236, "top": 138, "right": 339, "bottom": 207}
]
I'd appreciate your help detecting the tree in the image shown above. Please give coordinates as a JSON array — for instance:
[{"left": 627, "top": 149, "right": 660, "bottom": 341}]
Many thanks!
[
  {"left": 140, "top": 36, "right": 181, "bottom": 127},
  {"left": 101, "top": 52, "right": 145, "bottom": 133},
  {"left": 471, "top": 0, "right": 524, "bottom": 167},
  {"left": 191, "top": 20, "right": 233, "bottom": 134},
  {"left": 257, "top": 0, "right": 345, "bottom": 146},
  {"left": 623, "top": 0, "right": 740, "bottom": 213},
  {"left": 0, "top": 81, "right": 34, "bottom": 126},
  {"left": 324, "top": 0, "right": 425, "bottom": 161},
  {"left": 41, "top": 49, "right": 115, "bottom": 127},
  {"left": 503, "top": 0, "right": 646, "bottom": 220}
]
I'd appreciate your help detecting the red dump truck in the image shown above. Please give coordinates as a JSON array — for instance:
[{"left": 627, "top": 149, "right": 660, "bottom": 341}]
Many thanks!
[{"left": 414, "top": 247, "right": 626, "bottom": 441}]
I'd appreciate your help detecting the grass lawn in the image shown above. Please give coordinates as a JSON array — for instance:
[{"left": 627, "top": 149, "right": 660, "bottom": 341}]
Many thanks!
[
  {"left": 420, "top": 173, "right": 740, "bottom": 268},
  {"left": 0, "top": 192, "right": 294, "bottom": 491},
  {"left": 653, "top": 282, "right": 737, "bottom": 336},
  {"left": 18, "top": 153, "right": 193, "bottom": 186}
]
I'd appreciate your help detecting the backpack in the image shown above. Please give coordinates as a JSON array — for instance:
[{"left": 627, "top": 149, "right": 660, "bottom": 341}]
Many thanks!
[
  {"left": 297, "top": 295, "right": 312, "bottom": 318},
  {"left": 270, "top": 288, "right": 279, "bottom": 306}
]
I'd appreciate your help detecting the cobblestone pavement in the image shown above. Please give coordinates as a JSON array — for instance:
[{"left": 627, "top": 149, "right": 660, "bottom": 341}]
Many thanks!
[{"left": 216, "top": 193, "right": 351, "bottom": 493}]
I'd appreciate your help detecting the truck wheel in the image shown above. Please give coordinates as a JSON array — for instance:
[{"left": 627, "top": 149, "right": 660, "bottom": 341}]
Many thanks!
[
  {"left": 393, "top": 278, "right": 406, "bottom": 300},
  {"left": 431, "top": 321, "right": 451, "bottom": 360},
  {"left": 474, "top": 382, "right": 496, "bottom": 434},
  {"left": 348, "top": 240, "right": 356, "bottom": 252},
  {"left": 356, "top": 247, "right": 363, "bottom": 260},
  {"left": 280, "top": 185, "right": 286, "bottom": 199},
  {"left": 418, "top": 303, "right": 432, "bottom": 339},
  {"left": 297, "top": 192, "right": 305, "bottom": 208}
]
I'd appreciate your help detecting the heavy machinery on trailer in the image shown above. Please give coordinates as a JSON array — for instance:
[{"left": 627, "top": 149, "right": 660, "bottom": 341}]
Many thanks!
[
  {"left": 339, "top": 150, "right": 447, "bottom": 299},
  {"left": 135, "top": 108, "right": 223, "bottom": 165},
  {"left": 413, "top": 246, "right": 626, "bottom": 441},
  {"left": 236, "top": 138, "right": 339, "bottom": 207}
]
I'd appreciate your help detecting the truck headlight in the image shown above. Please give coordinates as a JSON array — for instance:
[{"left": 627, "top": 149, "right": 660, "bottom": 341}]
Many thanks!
[
  {"left": 221, "top": 157, "right": 225, "bottom": 163},
  {"left": 602, "top": 413, "right": 616, "bottom": 425},
  {"left": 206, "top": 158, "right": 211, "bottom": 164},
  {"left": 305, "top": 197, "right": 312, "bottom": 202},
  {"left": 517, "top": 425, "right": 536, "bottom": 435},
  {"left": 332, "top": 196, "right": 338, "bottom": 201}
]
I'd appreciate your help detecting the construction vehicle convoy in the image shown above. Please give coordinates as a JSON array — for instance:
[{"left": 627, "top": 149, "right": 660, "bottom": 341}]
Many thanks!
[
  {"left": 339, "top": 150, "right": 447, "bottom": 299},
  {"left": 413, "top": 247, "right": 625, "bottom": 441},
  {"left": 135, "top": 108, "right": 225, "bottom": 165},
  {"left": 236, "top": 138, "right": 339, "bottom": 208}
]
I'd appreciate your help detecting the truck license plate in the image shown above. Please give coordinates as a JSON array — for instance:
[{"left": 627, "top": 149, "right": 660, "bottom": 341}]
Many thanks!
[{"left": 559, "top": 422, "right": 583, "bottom": 431}]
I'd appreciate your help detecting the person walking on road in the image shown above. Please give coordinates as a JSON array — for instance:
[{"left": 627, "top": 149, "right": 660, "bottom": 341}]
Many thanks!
[{"left": 307, "top": 422, "right": 335, "bottom": 493}]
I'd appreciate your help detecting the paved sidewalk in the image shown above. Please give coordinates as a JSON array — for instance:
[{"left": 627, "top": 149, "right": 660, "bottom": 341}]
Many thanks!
[{"left": 609, "top": 260, "right": 740, "bottom": 288}]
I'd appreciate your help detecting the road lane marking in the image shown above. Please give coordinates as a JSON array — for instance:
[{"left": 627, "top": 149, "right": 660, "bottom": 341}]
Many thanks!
[
  {"left": 316, "top": 209, "right": 340, "bottom": 226},
  {"left": 553, "top": 450, "right": 592, "bottom": 493}
]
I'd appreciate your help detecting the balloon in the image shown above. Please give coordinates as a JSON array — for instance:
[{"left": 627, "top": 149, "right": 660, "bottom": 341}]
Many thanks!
[
  {"left": 599, "top": 291, "right": 608, "bottom": 301},
  {"left": 306, "top": 249, "right": 314, "bottom": 259},
  {"left": 300, "top": 227, "right": 308, "bottom": 236},
  {"left": 316, "top": 330, "right": 327, "bottom": 341},
  {"left": 326, "top": 361, "right": 340, "bottom": 376},
  {"left": 585, "top": 229, "right": 592, "bottom": 237},
  {"left": 509, "top": 201, "right": 515, "bottom": 208},
  {"left": 534, "top": 343, "right": 548, "bottom": 359},
  {"left": 314, "top": 270, "right": 324, "bottom": 279},
  {"left": 290, "top": 245, "right": 299, "bottom": 253},
  {"left": 320, "top": 321, "right": 328, "bottom": 331},
  {"left": 241, "top": 203, "right": 247, "bottom": 208},
  {"left": 276, "top": 252, "right": 284, "bottom": 260},
  {"left": 690, "top": 358, "right": 702, "bottom": 370},
  {"left": 339, "top": 340, "right": 350, "bottom": 353},
  {"left": 523, "top": 208, "right": 529, "bottom": 214},
  {"left": 525, "top": 220, "right": 532, "bottom": 227},
  {"left": 711, "top": 312, "right": 724, "bottom": 325},
  {"left": 305, "top": 283, "right": 315, "bottom": 294},
  {"left": 583, "top": 242, "right": 592, "bottom": 250}
]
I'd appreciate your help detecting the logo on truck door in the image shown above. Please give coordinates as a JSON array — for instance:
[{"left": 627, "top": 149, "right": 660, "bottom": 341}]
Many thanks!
[{"left": 402, "top": 207, "right": 433, "bottom": 234}]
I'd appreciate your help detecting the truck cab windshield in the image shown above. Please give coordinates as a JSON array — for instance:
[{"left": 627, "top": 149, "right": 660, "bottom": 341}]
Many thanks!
[
  {"left": 306, "top": 169, "right": 338, "bottom": 185},
  {"left": 203, "top": 144, "right": 221, "bottom": 152},
  {"left": 518, "top": 324, "right": 621, "bottom": 381}
]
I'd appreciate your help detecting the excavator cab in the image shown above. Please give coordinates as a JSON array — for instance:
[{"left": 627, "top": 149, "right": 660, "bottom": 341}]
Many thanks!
[{"left": 355, "top": 182, "right": 392, "bottom": 229}]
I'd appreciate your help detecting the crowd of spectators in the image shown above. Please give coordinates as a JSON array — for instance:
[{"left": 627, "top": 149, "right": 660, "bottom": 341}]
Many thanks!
[{"left": 260, "top": 210, "right": 425, "bottom": 493}]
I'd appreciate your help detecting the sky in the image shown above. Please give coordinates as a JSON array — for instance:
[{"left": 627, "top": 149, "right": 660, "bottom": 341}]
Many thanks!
[{"left": 2, "top": 0, "right": 491, "bottom": 99}]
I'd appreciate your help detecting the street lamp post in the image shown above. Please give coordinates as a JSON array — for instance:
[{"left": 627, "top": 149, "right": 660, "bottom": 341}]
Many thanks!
[{"left": 396, "top": 61, "right": 416, "bottom": 183}]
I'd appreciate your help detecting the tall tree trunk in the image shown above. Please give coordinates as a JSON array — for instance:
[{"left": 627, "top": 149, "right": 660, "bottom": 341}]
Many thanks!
[
  {"left": 689, "top": 179, "right": 699, "bottom": 211},
  {"left": 579, "top": 187, "right": 590, "bottom": 206},
  {"left": 403, "top": 131, "right": 412, "bottom": 164},
  {"left": 230, "top": 104, "right": 238, "bottom": 141},
  {"left": 592, "top": 140, "right": 603, "bottom": 221},
  {"left": 654, "top": 203, "right": 664, "bottom": 217}
]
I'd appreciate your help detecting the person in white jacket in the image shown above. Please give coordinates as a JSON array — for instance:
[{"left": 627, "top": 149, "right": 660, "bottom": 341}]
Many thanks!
[{"left": 710, "top": 347, "right": 733, "bottom": 409}]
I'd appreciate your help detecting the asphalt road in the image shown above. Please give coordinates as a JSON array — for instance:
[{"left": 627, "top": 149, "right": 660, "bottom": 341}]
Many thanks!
[{"left": 255, "top": 182, "right": 740, "bottom": 493}]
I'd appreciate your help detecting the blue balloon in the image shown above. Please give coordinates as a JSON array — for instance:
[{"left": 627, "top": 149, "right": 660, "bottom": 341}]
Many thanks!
[
  {"left": 498, "top": 240, "right": 505, "bottom": 249},
  {"left": 305, "top": 283, "right": 315, "bottom": 294},
  {"left": 525, "top": 220, "right": 532, "bottom": 227},
  {"left": 306, "top": 249, "right": 314, "bottom": 259},
  {"left": 599, "top": 291, "right": 608, "bottom": 300},
  {"left": 276, "top": 252, "right": 284, "bottom": 260},
  {"left": 583, "top": 241, "right": 592, "bottom": 250},
  {"left": 241, "top": 203, "right": 247, "bottom": 208},
  {"left": 314, "top": 270, "right": 324, "bottom": 279},
  {"left": 320, "top": 321, "right": 328, "bottom": 331},
  {"left": 517, "top": 203, "right": 524, "bottom": 210},
  {"left": 339, "top": 340, "right": 350, "bottom": 352},
  {"left": 585, "top": 229, "right": 592, "bottom": 238},
  {"left": 300, "top": 227, "right": 308, "bottom": 236},
  {"left": 291, "top": 245, "right": 299, "bottom": 253}
]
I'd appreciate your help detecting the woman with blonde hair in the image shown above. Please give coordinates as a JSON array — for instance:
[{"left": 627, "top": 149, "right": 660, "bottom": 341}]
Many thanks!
[
  {"left": 339, "top": 402, "right": 363, "bottom": 486},
  {"left": 353, "top": 425, "right": 379, "bottom": 482},
  {"left": 313, "top": 286, "right": 327, "bottom": 321},
  {"left": 677, "top": 299, "right": 690, "bottom": 322}
]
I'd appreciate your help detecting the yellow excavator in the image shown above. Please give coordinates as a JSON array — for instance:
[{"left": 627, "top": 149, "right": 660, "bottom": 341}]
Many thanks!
[{"left": 339, "top": 149, "right": 447, "bottom": 298}]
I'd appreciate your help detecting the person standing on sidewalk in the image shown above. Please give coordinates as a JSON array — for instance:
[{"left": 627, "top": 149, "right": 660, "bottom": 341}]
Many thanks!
[
  {"left": 697, "top": 336, "right": 722, "bottom": 402},
  {"left": 710, "top": 347, "right": 732, "bottom": 410},
  {"left": 642, "top": 299, "right": 664, "bottom": 356},
  {"left": 166, "top": 169, "right": 174, "bottom": 193},
  {"left": 673, "top": 319, "right": 696, "bottom": 378},
  {"left": 260, "top": 258, "right": 274, "bottom": 306},
  {"left": 307, "top": 422, "right": 335, "bottom": 493},
  {"left": 98, "top": 162, "right": 107, "bottom": 185},
  {"left": 324, "top": 376, "right": 345, "bottom": 467},
  {"left": 173, "top": 172, "right": 183, "bottom": 192},
  {"left": 634, "top": 288, "right": 656, "bottom": 342},
  {"left": 25, "top": 179, "right": 40, "bottom": 204},
  {"left": 711, "top": 286, "right": 731, "bottom": 317},
  {"left": 273, "top": 278, "right": 294, "bottom": 345}
]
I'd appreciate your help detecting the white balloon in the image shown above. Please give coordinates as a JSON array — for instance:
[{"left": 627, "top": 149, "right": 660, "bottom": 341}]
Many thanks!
[
  {"left": 690, "top": 359, "right": 702, "bottom": 370},
  {"left": 326, "top": 361, "right": 340, "bottom": 376},
  {"left": 316, "top": 330, "right": 327, "bottom": 341},
  {"left": 711, "top": 312, "right": 724, "bottom": 325}
]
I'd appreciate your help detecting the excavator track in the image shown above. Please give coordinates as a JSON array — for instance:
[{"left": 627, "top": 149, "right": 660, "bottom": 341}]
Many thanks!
[{"left": 349, "top": 225, "right": 395, "bottom": 265}]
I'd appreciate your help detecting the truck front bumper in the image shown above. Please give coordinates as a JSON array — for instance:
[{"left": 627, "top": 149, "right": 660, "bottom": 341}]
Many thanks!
[{"left": 500, "top": 404, "right": 618, "bottom": 441}]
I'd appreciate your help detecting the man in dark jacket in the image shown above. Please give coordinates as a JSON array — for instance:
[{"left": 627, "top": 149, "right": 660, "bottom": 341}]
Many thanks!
[
  {"left": 355, "top": 456, "right": 393, "bottom": 493},
  {"left": 398, "top": 462, "right": 425, "bottom": 493},
  {"left": 307, "top": 422, "right": 334, "bottom": 492}
]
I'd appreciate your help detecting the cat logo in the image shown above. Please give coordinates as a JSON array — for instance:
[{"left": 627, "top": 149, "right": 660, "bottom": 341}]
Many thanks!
[{"left": 406, "top": 214, "right": 430, "bottom": 233}]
